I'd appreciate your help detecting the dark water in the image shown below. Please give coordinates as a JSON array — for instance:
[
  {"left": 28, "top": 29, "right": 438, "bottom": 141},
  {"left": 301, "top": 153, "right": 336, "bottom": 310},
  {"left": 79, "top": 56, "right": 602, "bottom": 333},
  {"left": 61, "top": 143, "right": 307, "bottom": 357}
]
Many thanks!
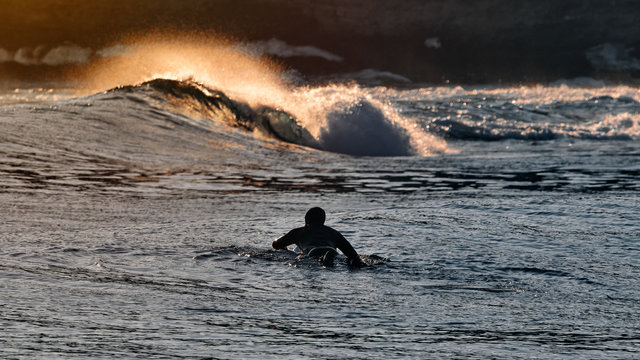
[
  {"left": 2, "top": 0, "right": 640, "bottom": 84},
  {"left": 1, "top": 78, "right": 639, "bottom": 359}
]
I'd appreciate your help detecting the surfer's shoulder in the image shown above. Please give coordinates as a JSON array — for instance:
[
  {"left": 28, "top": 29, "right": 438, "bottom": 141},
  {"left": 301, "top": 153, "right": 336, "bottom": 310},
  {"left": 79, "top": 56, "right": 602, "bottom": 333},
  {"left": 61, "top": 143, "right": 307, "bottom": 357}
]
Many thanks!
[
  {"left": 323, "top": 224, "right": 344, "bottom": 237},
  {"left": 280, "top": 226, "right": 306, "bottom": 240},
  {"left": 289, "top": 226, "right": 306, "bottom": 235}
]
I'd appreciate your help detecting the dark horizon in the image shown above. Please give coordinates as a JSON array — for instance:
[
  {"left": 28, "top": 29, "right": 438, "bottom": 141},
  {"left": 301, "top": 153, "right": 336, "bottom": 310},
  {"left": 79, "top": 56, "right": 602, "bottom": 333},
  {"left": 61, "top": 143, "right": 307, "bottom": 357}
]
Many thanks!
[{"left": 2, "top": 0, "right": 639, "bottom": 84}]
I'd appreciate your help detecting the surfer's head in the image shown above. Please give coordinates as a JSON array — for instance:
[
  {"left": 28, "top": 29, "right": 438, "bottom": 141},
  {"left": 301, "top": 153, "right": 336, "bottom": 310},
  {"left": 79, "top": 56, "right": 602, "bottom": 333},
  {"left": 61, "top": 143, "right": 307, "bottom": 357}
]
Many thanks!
[{"left": 305, "top": 207, "right": 326, "bottom": 225}]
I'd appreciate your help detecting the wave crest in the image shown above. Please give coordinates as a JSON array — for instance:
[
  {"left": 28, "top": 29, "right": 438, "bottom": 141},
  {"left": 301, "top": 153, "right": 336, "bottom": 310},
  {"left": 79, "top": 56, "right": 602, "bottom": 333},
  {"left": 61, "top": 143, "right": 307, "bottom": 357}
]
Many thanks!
[
  {"left": 106, "top": 78, "right": 446, "bottom": 157},
  {"left": 118, "top": 78, "right": 318, "bottom": 148},
  {"left": 319, "top": 100, "right": 414, "bottom": 156}
]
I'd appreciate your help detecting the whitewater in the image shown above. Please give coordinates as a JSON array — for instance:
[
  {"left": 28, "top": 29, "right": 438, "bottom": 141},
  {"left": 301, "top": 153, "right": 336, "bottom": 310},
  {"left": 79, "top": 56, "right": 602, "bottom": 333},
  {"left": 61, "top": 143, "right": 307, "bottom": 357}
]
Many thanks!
[{"left": 1, "top": 38, "right": 639, "bottom": 359}]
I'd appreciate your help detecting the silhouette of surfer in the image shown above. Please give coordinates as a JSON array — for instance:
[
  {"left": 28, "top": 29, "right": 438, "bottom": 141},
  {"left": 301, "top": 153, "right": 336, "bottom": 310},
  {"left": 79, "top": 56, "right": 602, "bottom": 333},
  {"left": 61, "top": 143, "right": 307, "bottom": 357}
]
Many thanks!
[{"left": 272, "top": 207, "right": 365, "bottom": 267}]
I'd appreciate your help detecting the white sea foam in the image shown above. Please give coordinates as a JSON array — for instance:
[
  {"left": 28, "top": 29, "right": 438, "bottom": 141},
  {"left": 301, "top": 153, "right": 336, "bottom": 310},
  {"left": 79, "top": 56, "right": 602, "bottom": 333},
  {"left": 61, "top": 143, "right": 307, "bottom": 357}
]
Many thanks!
[
  {"left": 589, "top": 112, "right": 640, "bottom": 137},
  {"left": 236, "top": 38, "right": 343, "bottom": 62},
  {"left": 1, "top": 44, "right": 91, "bottom": 65},
  {"left": 287, "top": 84, "right": 448, "bottom": 156},
  {"left": 0, "top": 48, "right": 11, "bottom": 62},
  {"left": 424, "top": 37, "right": 441, "bottom": 49},
  {"left": 585, "top": 43, "right": 640, "bottom": 72},
  {"left": 386, "top": 83, "right": 640, "bottom": 106},
  {"left": 13, "top": 46, "right": 47, "bottom": 65},
  {"left": 96, "top": 44, "right": 132, "bottom": 58},
  {"left": 331, "top": 69, "right": 411, "bottom": 84},
  {"left": 41, "top": 45, "right": 92, "bottom": 65},
  {"left": 548, "top": 77, "right": 606, "bottom": 88},
  {"left": 369, "top": 82, "right": 640, "bottom": 141},
  {"left": 317, "top": 99, "right": 414, "bottom": 156}
]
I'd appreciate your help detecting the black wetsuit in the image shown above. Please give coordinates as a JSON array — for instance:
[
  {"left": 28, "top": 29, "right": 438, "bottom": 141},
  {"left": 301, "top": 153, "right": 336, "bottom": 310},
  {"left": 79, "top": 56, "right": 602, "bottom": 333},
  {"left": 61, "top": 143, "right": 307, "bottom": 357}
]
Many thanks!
[{"left": 272, "top": 224, "right": 364, "bottom": 266}]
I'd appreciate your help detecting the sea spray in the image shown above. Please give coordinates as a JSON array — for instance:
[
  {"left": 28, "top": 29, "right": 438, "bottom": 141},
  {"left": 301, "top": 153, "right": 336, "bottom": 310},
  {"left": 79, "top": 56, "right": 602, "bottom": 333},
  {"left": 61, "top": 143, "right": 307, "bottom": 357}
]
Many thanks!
[
  {"left": 288, "top": 84, "right": 447, "bottom": 156},
  {"left": 72, "top": 32, "right": 446, "bottom": 156}
]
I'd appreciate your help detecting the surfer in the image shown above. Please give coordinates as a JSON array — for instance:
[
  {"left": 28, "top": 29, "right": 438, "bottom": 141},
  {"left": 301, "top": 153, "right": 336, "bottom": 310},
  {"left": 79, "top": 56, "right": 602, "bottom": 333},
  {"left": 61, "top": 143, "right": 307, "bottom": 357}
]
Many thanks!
[{"left": 272, "top": 207, "right": 365, "bottom": 267}]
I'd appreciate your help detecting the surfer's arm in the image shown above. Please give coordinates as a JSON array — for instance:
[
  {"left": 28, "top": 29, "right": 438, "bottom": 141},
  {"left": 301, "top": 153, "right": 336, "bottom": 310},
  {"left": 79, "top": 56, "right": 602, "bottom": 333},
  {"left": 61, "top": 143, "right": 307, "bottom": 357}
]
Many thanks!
[
  {"left": 272, "top": 229, "right": 298, "bottom": 250},
  {"left": 335, "top": 232, "right": 365, "bottom": 267}
]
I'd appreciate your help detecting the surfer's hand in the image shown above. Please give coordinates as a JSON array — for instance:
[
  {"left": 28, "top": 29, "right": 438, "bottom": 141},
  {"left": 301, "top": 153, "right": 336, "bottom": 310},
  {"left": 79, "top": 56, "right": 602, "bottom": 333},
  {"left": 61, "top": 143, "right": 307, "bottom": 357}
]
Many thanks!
[{"left": 347, "top": 256, "right": 366, "bottom": 268}]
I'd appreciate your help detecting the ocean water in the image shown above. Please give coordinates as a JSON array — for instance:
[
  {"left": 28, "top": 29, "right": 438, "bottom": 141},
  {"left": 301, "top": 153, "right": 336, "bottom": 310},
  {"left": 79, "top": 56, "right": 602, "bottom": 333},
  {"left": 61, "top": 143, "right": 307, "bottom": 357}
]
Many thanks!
[{"left": 2, "top": 61, "right": 640, "bottom": 358}]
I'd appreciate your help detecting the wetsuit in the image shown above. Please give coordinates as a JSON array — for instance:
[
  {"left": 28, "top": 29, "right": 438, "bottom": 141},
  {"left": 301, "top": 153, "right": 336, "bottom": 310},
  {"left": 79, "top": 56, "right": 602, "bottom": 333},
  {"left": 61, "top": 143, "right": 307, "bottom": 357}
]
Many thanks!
[{"left": 272, "top": 224, "right": 364, "bottom": 267}]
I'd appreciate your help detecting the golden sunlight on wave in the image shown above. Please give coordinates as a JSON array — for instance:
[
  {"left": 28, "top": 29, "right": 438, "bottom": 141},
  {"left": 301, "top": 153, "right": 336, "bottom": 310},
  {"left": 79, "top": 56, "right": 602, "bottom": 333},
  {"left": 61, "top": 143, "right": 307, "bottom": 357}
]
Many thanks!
[
  {"left": 75, "top": 32, "right": 290, "bottom": 108},
  {"left": 73, "top": 31, "right": 448, "bottom": 156},
  {"left": 288, "top": 84, "right": 450, "bottom": 156}
]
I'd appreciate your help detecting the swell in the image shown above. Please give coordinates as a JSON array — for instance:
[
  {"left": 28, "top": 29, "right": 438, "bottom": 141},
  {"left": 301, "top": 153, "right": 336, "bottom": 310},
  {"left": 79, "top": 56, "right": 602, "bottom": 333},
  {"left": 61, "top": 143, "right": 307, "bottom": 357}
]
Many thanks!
[
  {"left": 1, "top": 31, "right": 448, "bottom": 157},
  {"left": 111, "top": 80, "right": 640, "bottom": 146},
  {"left": 116, "top": 78, "right": 320, "bottom": 149},
  {"left": 393, "top": 85, "right": 640, "bottom": 142},
  {"left": 106, "top": 78, "right": 437, "bottom": 156},
  {"left": 0, "top": 78, "right": 440, "bottom": 195}
]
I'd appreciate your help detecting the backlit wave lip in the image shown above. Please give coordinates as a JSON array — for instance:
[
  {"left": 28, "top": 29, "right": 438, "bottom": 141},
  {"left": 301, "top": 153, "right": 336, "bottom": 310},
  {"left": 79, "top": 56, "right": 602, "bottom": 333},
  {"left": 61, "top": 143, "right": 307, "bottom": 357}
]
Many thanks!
[
  {"left": 96, "top": 76, "right": 446, "bottom": 157},
  {"left": 60, "top": 32, "right": 447, "bottom": 157}
]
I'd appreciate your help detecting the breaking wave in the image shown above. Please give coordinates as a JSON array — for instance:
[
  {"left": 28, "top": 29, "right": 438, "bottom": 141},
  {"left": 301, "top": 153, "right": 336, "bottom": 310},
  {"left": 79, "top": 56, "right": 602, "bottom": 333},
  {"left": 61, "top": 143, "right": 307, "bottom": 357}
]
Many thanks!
[
  {"left": 110, "top": 78, "right": 444, "bottom": 156},
  {"left": 0, "top": 44, "right": 92, "bottom": 66},
  {"left": 383, "top": 84, "right": 640, "bottom": 141},
  {"left": 0, "top": 34, "right": 447, "bottom": 158},
  {"left": 56, "top": 33, "right": 448, "bottom": 157},
  {"left": 235, "top": 38, "right": 343, "bottom": 62},
  {"left": 0, "top": 38, "right": 342, "bottom": 66}
]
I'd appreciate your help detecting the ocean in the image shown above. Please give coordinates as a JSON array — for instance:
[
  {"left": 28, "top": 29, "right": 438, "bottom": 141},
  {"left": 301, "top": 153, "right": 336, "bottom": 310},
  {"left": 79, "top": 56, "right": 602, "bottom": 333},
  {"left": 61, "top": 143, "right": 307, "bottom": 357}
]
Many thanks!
[{"left": 2, "top": 13, "right": 640, "bottom": 359}]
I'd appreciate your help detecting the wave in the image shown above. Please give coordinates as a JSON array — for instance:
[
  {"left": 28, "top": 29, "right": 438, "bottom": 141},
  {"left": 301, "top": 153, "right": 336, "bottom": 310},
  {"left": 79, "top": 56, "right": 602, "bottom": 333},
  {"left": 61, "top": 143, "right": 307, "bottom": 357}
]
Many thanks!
[
  {"left": 384, "top": 84, "right": 640, "bottom": 141},
  {"left": 129, "top": 78, "right": 320, "bottom": 148},
  {"left": 235, "top": 38, "right": 343, "bottom": 62},
  {"left": 0, "top": 78, "right": 453, "bottom": 197},
  {"left": 0, "top": 44, "right": 92, "bottom": 66},
  {"left": 123, "top": 78, "right": 441, "bottom": 156},
  {"left": 3, "top": 78, "right": 639, "bottom": 196},
  {"left": 0, "top": 38, "right": 343, "bottom": 67},
  {"left": 585, "top": 43, "right": 640, "bottom": 73},
  {"left": 1, "top": 77, "right": 444, "bottom": 169},
  {"left": 317, "top": 99, "right": 413, "bottom": 156},
  {"left": 1, "top": 32, "right": 448, "bottom": 157},
  {"left": 324, "top": 69, "right": 411, "bottom": 85},
  {"left": 428, "top": 110, "right": 640, "bottom": 142}
]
